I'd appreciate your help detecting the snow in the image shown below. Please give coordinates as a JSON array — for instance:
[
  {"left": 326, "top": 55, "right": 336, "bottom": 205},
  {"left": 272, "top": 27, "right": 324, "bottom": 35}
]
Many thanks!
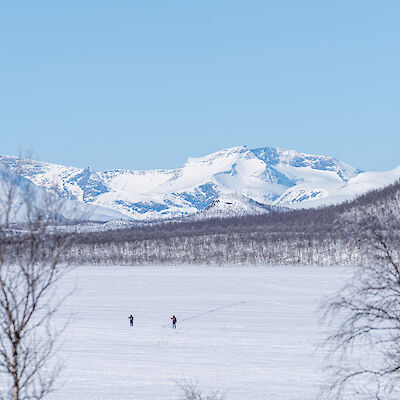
[
  {"left": 0, "top": 165, "right": 130, "bottom": 223},
  {"left": 2, "top": 147, "right": 399, "bottom": 221},
  {"left": 100, "top": 169, "right": 178, "bottom": 195},
  {"left": 291, "top": 165, "right": 400, "bottom": 209},
  {"left": 42, "top": 265, "right": 349, "bottom": 400}
]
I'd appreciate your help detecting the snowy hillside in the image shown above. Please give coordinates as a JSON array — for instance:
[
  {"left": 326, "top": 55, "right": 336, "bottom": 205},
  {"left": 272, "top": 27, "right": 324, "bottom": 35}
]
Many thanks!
[
  {"left": 0, "top": 164, "right": 131, "bottom": 223},
  {"left": 187, "top": 194, "right": 280, "bottom": 221},
  {"left": 0, "top": 146, "right": 398, "bottom": 221},
  {"left": 293, "top": 165, "right": 400, "bottom": 209}
]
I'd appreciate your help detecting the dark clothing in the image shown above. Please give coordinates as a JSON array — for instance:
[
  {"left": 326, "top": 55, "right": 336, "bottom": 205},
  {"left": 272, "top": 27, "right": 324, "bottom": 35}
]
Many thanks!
[
  {"left": 129, "top": 315, "right": 134, "bottom": 326},
  {"left": 171, "top": 316, "right": 177, "bottom": 329}
]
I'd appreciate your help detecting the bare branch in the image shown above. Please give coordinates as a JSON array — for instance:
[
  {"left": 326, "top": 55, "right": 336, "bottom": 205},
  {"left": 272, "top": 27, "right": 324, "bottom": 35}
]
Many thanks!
[{"left": 0, "top": 162, "right": 78, "bottom": 400}]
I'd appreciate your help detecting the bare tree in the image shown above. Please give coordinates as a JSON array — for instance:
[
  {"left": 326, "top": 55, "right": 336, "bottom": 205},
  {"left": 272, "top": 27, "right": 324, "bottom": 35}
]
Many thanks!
[
  {"left": 177, "top": 380, "right": 225, "bottom": 400},
  {"left": 0, "top": 163, "right": 77, "bottom": 400},
  {"left": 322, "top": 205, "right": 400, "bottom": 399}
]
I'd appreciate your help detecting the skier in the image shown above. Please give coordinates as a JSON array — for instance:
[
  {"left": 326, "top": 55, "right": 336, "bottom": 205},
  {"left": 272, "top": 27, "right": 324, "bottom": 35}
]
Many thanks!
[
  {"left": 129, "top": 314, "right": 134, "bottom": 327},
  {"left": 171, "top": 315, "right": 177, "bottom": 329}
]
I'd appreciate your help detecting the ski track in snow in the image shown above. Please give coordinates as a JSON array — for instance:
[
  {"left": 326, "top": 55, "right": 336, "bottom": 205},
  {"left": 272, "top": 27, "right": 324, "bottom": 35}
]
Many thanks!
[
  {"left": 162, "top": 301, "right": 248, "bottom": 327},
  {"left": 9, "top": 265, "right": 350, "bottom": 400}
]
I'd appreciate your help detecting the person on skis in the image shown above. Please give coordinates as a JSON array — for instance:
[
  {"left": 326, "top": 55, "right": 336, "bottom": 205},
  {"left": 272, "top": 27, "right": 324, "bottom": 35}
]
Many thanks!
[
  {"left": 129, "top": 314, "right": 134, "bottom": 327},
  {"left": 171, "top": 315, "right": 177, "bottom": 329}
]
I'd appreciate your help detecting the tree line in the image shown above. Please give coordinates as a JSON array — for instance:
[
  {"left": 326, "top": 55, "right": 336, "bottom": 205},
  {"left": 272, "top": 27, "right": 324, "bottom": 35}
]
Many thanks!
[{"left": 63, "top": 179, "right": 400, "bottom": 266}]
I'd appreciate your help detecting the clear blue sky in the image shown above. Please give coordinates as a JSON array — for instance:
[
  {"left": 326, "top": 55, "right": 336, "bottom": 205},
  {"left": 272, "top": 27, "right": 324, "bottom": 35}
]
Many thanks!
[{"left": 1, "top": 1, "right": 399, "bottom": 172}]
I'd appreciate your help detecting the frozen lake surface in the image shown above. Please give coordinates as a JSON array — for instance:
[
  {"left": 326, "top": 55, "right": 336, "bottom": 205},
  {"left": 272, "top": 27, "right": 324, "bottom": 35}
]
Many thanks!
[{"left": 48, "top": 265, "right": 349, "bottom": 400}]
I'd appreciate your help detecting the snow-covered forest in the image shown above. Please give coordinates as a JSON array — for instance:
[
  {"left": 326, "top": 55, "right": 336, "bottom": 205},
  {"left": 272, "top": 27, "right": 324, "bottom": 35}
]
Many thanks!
[{"left": 63, "top": 180, "right": 400, "bottom": 266}]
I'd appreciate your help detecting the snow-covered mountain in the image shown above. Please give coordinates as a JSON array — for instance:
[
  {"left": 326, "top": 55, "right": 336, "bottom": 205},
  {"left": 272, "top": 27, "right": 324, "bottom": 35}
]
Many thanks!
[
  {"left": 0, "top": 163, "right": 131, "bottom": 223},
  {"left": 0, "top": 146, "right": 398, "bottom": 221}
]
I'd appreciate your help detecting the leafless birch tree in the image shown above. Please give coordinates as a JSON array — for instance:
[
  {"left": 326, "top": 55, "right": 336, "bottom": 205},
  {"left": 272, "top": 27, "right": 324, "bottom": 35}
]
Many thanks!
[
  {"left": 322, "top": 205, "right": 400, "bottom": 399},
  {"left": 0, "top": 163, "right": 77, "bottom": 400}
]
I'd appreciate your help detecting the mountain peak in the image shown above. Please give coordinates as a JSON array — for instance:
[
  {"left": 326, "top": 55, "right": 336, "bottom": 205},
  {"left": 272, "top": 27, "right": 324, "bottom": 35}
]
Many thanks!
[{"left": 185, "top": 146, "right": 248, "bottom": 165}]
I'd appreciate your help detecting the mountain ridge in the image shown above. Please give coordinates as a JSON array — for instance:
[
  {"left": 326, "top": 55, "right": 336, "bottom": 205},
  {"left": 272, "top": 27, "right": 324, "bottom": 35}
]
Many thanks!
[{"left": 0, "top": 146, "right": 397, "bottom": 221}]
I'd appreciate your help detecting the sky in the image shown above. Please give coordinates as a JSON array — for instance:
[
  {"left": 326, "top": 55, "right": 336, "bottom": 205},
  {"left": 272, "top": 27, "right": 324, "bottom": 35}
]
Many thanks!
[{"left": 0, "top": 1, "right": 399, "bottom": 172}]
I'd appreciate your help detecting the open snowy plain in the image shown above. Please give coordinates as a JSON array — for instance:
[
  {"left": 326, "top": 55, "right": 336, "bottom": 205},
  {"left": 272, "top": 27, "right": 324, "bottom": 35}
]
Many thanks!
[{"left": 46, "top": 266, "right": 349, "bottom": 400}]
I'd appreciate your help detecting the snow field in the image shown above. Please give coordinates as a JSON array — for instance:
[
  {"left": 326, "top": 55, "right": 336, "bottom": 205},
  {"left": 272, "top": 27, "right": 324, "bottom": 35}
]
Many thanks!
[{"left": 48, "top": 266, "right": 349, "bottom": 400}]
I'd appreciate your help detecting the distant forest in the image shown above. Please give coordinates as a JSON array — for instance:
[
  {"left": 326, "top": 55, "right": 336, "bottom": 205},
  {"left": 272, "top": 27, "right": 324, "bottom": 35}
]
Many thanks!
[{"left": 66, "top": 180, "right": 400, "bottom": 266}]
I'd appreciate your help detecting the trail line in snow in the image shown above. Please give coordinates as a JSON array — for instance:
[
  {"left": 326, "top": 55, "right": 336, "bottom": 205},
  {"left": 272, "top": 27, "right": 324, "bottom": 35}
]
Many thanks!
[{"left": 162, "top": 301, "right": 247, "bottom": 327}]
